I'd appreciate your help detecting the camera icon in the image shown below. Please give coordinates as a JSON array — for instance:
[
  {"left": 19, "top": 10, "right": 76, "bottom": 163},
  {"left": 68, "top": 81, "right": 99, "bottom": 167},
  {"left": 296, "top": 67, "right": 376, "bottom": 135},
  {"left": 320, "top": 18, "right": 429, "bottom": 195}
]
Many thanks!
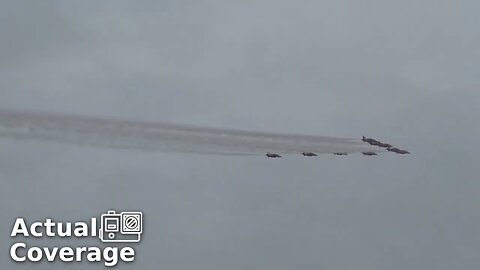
[{"left": 99, "top": 210, "right": 143, "bottom": 243}]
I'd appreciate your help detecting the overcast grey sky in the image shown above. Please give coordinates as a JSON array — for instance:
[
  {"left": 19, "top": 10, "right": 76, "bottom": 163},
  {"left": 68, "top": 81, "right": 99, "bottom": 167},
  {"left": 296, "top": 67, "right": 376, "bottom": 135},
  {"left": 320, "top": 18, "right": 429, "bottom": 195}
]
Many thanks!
[{"left": 1, "top": 1, "right": 479, "bottom": 269}]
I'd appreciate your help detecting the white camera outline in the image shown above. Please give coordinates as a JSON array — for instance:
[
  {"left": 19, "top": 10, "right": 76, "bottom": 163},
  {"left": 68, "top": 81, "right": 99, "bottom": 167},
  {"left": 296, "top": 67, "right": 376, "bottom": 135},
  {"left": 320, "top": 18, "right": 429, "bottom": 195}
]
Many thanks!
[{"left": 99, "top": 210, "right": 143, "bottom": 243}]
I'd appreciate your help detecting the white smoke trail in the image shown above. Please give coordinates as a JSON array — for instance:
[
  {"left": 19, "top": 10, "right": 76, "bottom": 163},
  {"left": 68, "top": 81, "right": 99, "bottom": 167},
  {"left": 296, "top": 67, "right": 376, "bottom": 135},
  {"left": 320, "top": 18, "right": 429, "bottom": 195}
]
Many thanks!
[{"left": 0, "top": 109, "right": 384, "bottom": 156}]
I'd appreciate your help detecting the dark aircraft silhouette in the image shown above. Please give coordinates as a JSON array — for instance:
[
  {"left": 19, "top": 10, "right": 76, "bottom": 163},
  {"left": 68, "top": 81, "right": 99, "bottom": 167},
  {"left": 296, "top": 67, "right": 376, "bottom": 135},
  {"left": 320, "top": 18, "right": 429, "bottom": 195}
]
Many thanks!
[
  {"left": 362, "top": 136, "right": 376, "bottom": 144},
  {"left": 362, "top": 136, "right": 393, "bottom": 148},
  {"left": 302, "top": 152, "right": 318, "bottom": 156},
  {"left": 362, "top": 152, "right": 378, "bottom": 156},
  {"left": 334, "top": 152, "right": 348, "bottom": 155},
  {"left": 266, "top": 152, "right": 282, "bottom": 158},
  {"left": 387, "top": 147, "right": 410, "bottom": 154},
  {"left": 362, "top": 136, "right": 381, "bottom": 145},
  {"left": 370, "top": 140, "right": 383, "bottom": 146},
  {"left": 378, "top": 143, "right": 393, "bottom": 148}
]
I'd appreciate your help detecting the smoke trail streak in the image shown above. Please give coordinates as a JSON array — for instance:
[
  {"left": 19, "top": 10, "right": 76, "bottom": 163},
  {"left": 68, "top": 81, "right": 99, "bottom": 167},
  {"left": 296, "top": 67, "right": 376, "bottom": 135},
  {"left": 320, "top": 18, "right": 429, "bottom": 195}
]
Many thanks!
[{"left": 0, "top": 109, "right": 384, "bottom": 155}]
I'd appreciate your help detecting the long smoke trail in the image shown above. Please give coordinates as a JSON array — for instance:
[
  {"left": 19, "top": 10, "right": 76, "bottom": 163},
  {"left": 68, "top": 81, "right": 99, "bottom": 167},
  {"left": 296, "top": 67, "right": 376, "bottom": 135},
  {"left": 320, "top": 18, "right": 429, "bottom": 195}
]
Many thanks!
[{"left": 0, "top": 109, "right": 384, "bottom": 156}]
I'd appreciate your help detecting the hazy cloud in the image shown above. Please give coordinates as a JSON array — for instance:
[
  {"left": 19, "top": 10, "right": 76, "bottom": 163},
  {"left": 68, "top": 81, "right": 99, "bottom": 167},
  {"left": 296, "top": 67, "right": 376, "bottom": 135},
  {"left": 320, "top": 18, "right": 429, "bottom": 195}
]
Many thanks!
[{"left": 1, "top": 1, "right": 479, "bottom": 269}]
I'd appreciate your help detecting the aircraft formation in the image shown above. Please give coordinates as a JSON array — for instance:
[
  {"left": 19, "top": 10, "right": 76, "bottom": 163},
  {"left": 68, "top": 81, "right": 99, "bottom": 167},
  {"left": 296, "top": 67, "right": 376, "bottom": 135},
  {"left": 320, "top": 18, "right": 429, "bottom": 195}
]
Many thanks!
[
  {"left": 0, "top": 109, "right": 412, "bottom": 159},
  {"left": 361, "top": 136, "right": 410, "bottom": 154},
  {"left": 265, "top": 136, "right": 410, "bottom": 158}
]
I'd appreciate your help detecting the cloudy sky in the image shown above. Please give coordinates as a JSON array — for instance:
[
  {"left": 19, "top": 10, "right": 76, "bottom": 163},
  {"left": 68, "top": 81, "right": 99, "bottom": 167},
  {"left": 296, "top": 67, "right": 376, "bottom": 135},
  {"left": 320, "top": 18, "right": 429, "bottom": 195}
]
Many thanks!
[{"left": 1, "top": 1, "right": 479, "bottom": 269}]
